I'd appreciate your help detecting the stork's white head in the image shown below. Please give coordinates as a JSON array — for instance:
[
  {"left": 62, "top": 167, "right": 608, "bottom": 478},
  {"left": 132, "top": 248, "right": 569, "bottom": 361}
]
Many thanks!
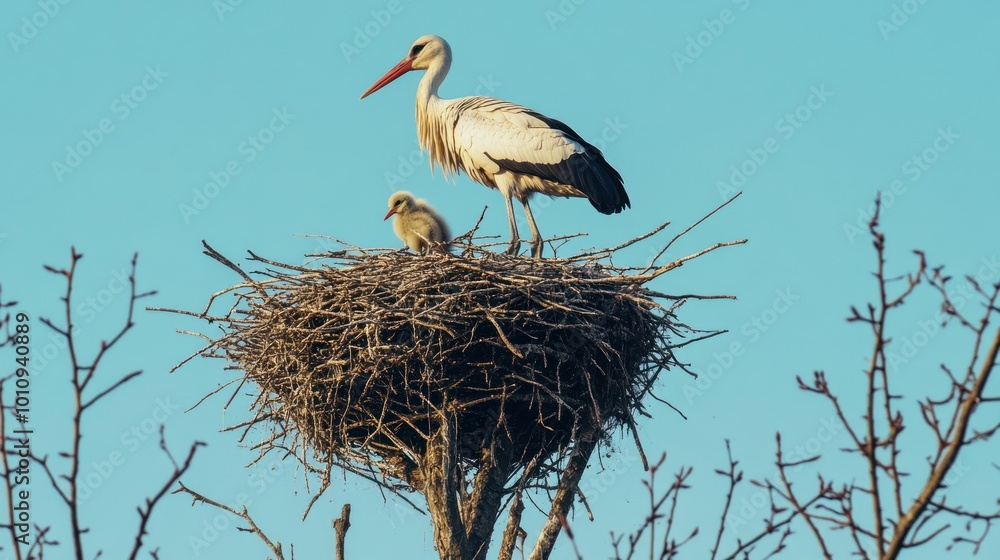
[
  {"left": 384, "top": 191, "right": 416, "bottom": 220},
  {"left": 360, "top": 35, "right": 452, "bottom": 99},
  {"left": 406, "top": 35, "right": 451, "bottom": 70}
]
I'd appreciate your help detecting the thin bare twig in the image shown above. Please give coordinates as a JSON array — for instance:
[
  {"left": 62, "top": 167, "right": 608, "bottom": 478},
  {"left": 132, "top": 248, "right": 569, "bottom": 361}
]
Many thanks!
[{"left": 174, "top": 482, "right": 286, "bottom": 560}]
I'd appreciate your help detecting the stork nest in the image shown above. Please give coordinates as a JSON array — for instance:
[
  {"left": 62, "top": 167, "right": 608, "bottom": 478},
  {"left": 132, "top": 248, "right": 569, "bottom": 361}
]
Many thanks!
[{"left": 165, "top": 220, "right": 742, "bottom": 504}]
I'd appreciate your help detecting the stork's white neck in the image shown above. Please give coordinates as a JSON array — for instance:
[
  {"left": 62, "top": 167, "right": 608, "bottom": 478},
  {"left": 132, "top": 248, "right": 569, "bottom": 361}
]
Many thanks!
[
  {"left": 416, "top": 55, "right": 450, "bottom": 107},
  {"left": 414, "top": 52, "right": 461, "bottom": 179}
]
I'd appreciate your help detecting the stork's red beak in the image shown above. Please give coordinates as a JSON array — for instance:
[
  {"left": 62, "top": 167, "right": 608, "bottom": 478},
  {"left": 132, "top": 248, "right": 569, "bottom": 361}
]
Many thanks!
[
  {"left": 383, "top": 207, "right": 397, "bottom": 221},
  {"left": 361, "top": 57, "right": 413, "bottom": 99}
]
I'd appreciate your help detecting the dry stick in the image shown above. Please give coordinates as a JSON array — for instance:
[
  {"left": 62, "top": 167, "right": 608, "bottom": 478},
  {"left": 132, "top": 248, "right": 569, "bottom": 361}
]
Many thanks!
[
  {"left": 607, "top": 453, "right": 683, "bottom": 559},
  {"left": 126, "top": 431, "right": 203, "bottom": 560},
  {"left": 881, "top": 255, "right": 926, "bottom": 526},
  {"left": 481, "top": 306, "right": 524, "bottom": 358},
  {"left": 571, "top": 218, "right": 671, "bottom": 260},
  {"left": 332, "top": 503, "right": 351, "bottom": 560},
  {"left": 574, "top": 487, "right": 594, "bottom": 523},
  {"left": 921, "top": 277, "right": 990, "bottom": 476},
  {"left": 445, "top": 206, "right": 489, "bottom": 247},
  {"left": 624, "top": 416, "right": 649, "bottom": 471},
  {"left": 649, "top": 460, "right": 657, "bottom": 560},
  {"left": 48, "top": 249, "right": 85, "bottom": 560},
  {"left": 183, "top": 377, "right": 243, "bottom": 413},
  {"left": 174, "top": 482, "right": 286, "bottom": 560},
  {"left": 497, "top": 493, "right": 525, "bottom": 560},
  {"left": 863, "top": 207, "right": 889, "bottom": 558},
  {"left": 646, "top": 240, "right": 748, "bottom": 280},
  {"left": 661, "top": 466, "right": 698, "bottom": 558},
  {"left": 883, "top": 325, "right": 1000, "bottom": 558},
  {"left": 527, "top": 434, "right": 599, "bottom": 560},
  {"left": 28, "top": 251, "right": 160, "bottom": 560},
  {"left": 75, "top": 258, "right": 154, "bottom": 397},
  {"left": 294, "top": 233, "right": 365, "bottom": 254},
  {"left": 858, "top": 202, "right": 924, "bottom": 555},
  {"left": 641, "top": 192, "right": 743, "bottom": 275},
  {"left": 709, "top": 440, "right": 739, "bottom": 560},
  {"left": 24, "top": 525, "right": 53, "bottom": 560},
  {"left": 774, "top": 436, "right": 832, "bottom": 560},
  {"left": 717, "top": 495, "right": 828, "bottom": 560},
  {"left": 201, "top": 240, "right": 254, "bottom": 284},
  {"left": 302, "top": 473, "right": 332, "bottom": 522}
]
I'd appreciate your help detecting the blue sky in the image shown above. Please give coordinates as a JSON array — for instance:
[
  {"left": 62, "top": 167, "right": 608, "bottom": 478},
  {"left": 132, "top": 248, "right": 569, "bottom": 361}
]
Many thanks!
[{"left": 2, "top": 1, "right": 998, "bottom": 558}]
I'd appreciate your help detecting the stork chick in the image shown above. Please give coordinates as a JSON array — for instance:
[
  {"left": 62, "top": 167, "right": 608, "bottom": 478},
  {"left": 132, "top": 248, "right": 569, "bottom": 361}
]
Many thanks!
[{"left": 384, "top": 191, "right": 451, "bottom": 254}]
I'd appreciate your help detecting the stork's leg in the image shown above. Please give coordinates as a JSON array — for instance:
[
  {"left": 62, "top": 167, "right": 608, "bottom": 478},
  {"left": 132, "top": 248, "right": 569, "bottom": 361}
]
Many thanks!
[
  {"left": 503, "top": 191, "right": 521, "bottom": 256},
  {"left": 521, "top": 199, "right": 543, "bottom": 259}
]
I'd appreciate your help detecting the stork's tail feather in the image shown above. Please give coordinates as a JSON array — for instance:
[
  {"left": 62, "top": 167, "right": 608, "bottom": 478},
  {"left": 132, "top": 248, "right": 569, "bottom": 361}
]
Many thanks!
[
  {"left": 569, "top": 151, "right": 629, "bottom": 215},
  {"left": 519, "top": 110, "right": 630, "bottom": 214}
]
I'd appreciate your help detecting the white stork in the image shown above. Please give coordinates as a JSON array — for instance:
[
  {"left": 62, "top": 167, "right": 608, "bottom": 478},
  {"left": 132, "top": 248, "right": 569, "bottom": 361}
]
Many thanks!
[{"left": 361, "top": 35, "right": 629, "bottom": 258}]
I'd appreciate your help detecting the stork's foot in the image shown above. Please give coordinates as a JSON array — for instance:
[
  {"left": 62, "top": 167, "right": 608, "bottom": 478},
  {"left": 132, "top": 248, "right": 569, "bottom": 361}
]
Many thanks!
[
  {"left": 530, "top": 239, "right": 543, "bottom": 259},
  {"left": 504, "top": 240, "right": 521, "bottom": 256}
]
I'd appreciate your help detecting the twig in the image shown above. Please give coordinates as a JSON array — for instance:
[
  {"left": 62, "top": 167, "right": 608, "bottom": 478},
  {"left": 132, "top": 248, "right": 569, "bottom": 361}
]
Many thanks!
[
  {"left": 173, "top": 482, "right": 286, "bottom": 559},
  {"left": 127, "top": 429, "right": 204, "bottom": 560}
]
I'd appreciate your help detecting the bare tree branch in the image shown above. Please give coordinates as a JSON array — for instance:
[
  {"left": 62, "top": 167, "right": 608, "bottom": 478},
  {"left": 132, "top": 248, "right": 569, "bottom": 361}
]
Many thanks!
[
  {"left": 127, "top": 428, "right": 204, "bottom": 560},
  {"left": 173, "top": 482, "right": 286, "bottom": 560},
  {"left": 332, "top": 503, "right": 351, "bottom": 560}
]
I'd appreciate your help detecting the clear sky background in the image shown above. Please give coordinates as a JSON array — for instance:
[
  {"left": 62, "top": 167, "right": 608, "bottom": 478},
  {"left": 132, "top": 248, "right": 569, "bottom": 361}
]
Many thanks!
[{"left": 2, "top": 1, "right": 998, "bottom": 558}]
